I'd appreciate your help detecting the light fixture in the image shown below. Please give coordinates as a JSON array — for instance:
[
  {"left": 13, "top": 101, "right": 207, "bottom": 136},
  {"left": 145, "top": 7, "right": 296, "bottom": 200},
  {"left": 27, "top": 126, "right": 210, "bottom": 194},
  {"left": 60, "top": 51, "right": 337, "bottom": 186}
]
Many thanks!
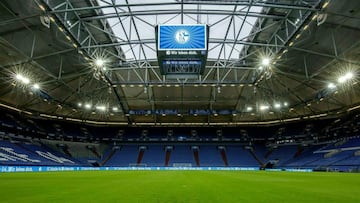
[
  {"left": 261, "top": 58, "right": 271, "bottom": 66},
  {"left": 112, "top": 107, "right": 118, "bottom": 111},
  {"left": 15, "top": 74, "right": 30, "bottom": 84},
  {"left": 217, "top": 86, "right": 221, "bottom": 93},
  {"left": 33, "top": 84, "right": 40, "bottom": 89},
  {"left": 95, "top": 58, "right": 105, "bottom": 67},
  {"left": 78, "top": 103, "right": 82, "bottom": 107},
  {"left": 328, "top": 83, "right": 336, "bottom": 89},
  {"left": 85, "top": 104, "right": 92, "bottom": 109},
  {"left": 259, "top": 105, "right": 269, "bottom": 111},
  {"left": 283, "top": 102, "right": 288, "bottom": 107},
  {"left": 312, "top": 15, "right": 318, "bottom": 21},
  {"left": 274, "top": 103, "right": 281, "bottom": 109},
  {"left": 338, "top": 72, "right": 354, "bottom": 83},
  {"left": 322, "top": 1, "right": 329, "bottom": 8},
  {"left": 246, "top": 106, "right": 253, "bottom": 111},
  {"left": 95, "top": 105, "right": 106, "bottom": 111},
  {"left": 38, "top": 4, "right": 46, "bottom": 11}
]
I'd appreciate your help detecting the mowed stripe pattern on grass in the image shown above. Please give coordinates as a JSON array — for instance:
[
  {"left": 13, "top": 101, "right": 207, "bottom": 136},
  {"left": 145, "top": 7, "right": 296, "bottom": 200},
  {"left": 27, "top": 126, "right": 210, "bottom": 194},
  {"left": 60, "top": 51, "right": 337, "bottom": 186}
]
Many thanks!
[{"left": 0, "top": 171, "right": 359, "bottom": 203}]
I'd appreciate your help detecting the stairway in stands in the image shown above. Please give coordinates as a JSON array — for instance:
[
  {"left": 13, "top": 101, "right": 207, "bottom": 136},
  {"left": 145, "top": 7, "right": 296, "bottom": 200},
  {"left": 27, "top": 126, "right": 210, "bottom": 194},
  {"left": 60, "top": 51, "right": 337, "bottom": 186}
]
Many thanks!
[
  {"left": 192, "top": 146, "right": 200, "bottom": 166},
  {"left": 219, "top": 147, "right": 229, "bottom": 166}
]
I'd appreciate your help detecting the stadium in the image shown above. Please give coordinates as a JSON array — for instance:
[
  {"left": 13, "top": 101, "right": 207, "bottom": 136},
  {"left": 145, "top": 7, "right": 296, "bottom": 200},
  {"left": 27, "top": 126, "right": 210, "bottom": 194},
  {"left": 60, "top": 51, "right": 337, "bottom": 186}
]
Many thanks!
[{"left": 0, "top": 0, "right": 360, "bottom": 202}]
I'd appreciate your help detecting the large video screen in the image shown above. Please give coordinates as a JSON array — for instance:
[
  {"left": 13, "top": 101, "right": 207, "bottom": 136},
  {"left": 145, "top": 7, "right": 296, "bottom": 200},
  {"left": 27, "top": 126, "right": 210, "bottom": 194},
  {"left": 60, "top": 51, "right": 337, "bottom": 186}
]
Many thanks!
[{"left": 158, "top": 24, "right": 207, "bottom": 50}]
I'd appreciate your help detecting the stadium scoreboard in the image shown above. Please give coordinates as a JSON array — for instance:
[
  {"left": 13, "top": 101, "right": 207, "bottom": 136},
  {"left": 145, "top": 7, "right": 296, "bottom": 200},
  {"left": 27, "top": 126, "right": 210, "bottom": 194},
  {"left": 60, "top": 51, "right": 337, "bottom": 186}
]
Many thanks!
[{"left": 156, "top": 24, "right": 209, "bottom": 77}]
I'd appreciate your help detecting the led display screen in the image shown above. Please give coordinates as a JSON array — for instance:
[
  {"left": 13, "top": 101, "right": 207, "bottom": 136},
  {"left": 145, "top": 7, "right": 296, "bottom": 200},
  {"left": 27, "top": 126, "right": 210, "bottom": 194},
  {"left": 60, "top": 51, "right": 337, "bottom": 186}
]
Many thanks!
[{"left": 158, "top": 24, "right": 207, "bottom": 50}]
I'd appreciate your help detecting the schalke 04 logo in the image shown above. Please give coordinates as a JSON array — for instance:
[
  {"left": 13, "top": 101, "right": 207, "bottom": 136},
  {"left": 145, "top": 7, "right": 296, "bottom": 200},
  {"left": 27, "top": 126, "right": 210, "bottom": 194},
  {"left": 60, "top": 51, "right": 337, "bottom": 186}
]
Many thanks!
[{"left": 175, "top": 29, "right": 190, "bottom": 44}]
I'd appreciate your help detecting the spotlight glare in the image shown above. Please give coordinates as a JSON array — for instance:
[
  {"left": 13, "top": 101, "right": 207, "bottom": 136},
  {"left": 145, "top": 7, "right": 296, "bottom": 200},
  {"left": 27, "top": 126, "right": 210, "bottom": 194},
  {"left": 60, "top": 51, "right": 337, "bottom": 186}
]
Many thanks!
[
  {"left": 16, "top": 74, "right": 23, "bottom": 80},
  {"left": 338, "top": 72, "right": 354, "bottom": 83},
  {"left": 327, "top": 83, "right": 336, "bottom": 89},
  {"left": 33, "top": 84, "right": 40, "bottom": 89},
  {"left": 95, "top": 58, "right": 105, "bottom": 67},
  {"left": 15, "top": 74, "right": 30, "bottom": 84},
  {"left": 261, "top": 58, "right": 271, "bottom": 66},
  {"left": 345, "top": 72, "right": 354, "bottom": 80},
  {"left": 274, "top": 103, "right": 281, "bottom": 109},
  {"left": 246, "top": 106, "right": 253, "bottom": 111},
  {"left": 84, "top": 104, "right": 92, "bottom": 109},
  {"left": 283, "top": 102, "right": 288, "bottom": 107},
  {"left": 95, "top": 105, "right": 106, "bottom": 111},
  {"left": 112, "top": 107, "right": 118, "bottom": 111},
  {"left": 259, "top": 105, "right": 269, "bottom": 111},
  {"left": 78, "top": 103, "right": 82, "bottom": 107},
  {"left": 23, "top": 78, "right": 30, "bottom": 84}
]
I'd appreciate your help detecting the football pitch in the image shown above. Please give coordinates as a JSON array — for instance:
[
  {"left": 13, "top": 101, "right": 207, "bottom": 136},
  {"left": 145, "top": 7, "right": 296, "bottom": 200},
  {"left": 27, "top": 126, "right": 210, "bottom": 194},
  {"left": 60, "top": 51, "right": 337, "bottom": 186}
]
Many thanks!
[{"left": 0, "top": 170, "right": 359, "bottom": 202}]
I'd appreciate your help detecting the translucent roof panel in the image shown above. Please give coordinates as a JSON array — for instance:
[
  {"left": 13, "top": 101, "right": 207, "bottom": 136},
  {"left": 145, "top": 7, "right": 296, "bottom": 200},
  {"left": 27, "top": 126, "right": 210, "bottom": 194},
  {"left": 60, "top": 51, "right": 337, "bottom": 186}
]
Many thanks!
[{"left": 98, "top": 0, "right": 263, "bottom": 61}]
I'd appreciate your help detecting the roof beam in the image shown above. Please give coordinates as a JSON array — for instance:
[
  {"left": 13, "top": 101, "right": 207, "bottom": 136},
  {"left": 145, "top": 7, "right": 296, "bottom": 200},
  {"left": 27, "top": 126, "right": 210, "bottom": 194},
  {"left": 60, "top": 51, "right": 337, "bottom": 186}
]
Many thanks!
[{"left": 47, "top": 2, "right": 320, "bottom": 14}]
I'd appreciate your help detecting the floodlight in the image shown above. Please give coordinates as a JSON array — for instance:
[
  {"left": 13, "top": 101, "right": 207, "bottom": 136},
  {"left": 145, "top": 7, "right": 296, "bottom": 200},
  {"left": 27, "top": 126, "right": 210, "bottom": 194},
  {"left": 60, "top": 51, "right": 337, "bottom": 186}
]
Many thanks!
[
  {"left": 261, "top": 58, "right": 271, "bottom": 66},
  {"left": 112, "top": 107, "right": 119, "bottom": 111},
  {"left": 95, "top": 58, "right": 105, "bottom": 67},
  {"left": 33, "top": 84, "right": 40, "bottom": 89},
  {"left": 259, "top": 105, "right": 269, "bottom": 111},
  {"left": 283, "top": 102, "right": 289, "bottom": 107},
  {"left": 338, "top": 72, "right": 354, "bottom": 83},
  {"left": 274, "top": 103, "right": 281, "bottom": 109},
  {"left": 246, "top": 106, "right": 253, "bottom": 111},
  {"left": 327, "top": 83, "right": 336, "bottom": 89},
  {"left": 345, "top": 72, "right": 354, "bottom": 80},
  {"left": 95, "top": 105, "right": 106, "bottom": 111},
  {"left": 77, "top": 103, "right": 82, "bottom": 107},
  {"left": 15, "top": 74, "right": 30, "bottom": 84},
  {"left": 84, "top": 104, "right": 92, "bottom": 109}
]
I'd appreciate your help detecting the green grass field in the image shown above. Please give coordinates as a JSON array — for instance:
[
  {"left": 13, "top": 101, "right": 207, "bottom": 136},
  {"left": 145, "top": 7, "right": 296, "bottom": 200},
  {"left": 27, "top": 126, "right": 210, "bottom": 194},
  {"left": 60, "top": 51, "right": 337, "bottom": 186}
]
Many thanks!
[{"left": 0, "top": 171, "right": 360, "bottom": 202}]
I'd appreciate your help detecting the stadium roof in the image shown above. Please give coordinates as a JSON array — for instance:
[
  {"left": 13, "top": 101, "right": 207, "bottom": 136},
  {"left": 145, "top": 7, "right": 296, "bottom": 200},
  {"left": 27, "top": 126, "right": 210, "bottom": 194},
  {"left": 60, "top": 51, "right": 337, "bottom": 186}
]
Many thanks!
[{"left": 0, "top": 0, "right": 359, "bottom": 126}]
